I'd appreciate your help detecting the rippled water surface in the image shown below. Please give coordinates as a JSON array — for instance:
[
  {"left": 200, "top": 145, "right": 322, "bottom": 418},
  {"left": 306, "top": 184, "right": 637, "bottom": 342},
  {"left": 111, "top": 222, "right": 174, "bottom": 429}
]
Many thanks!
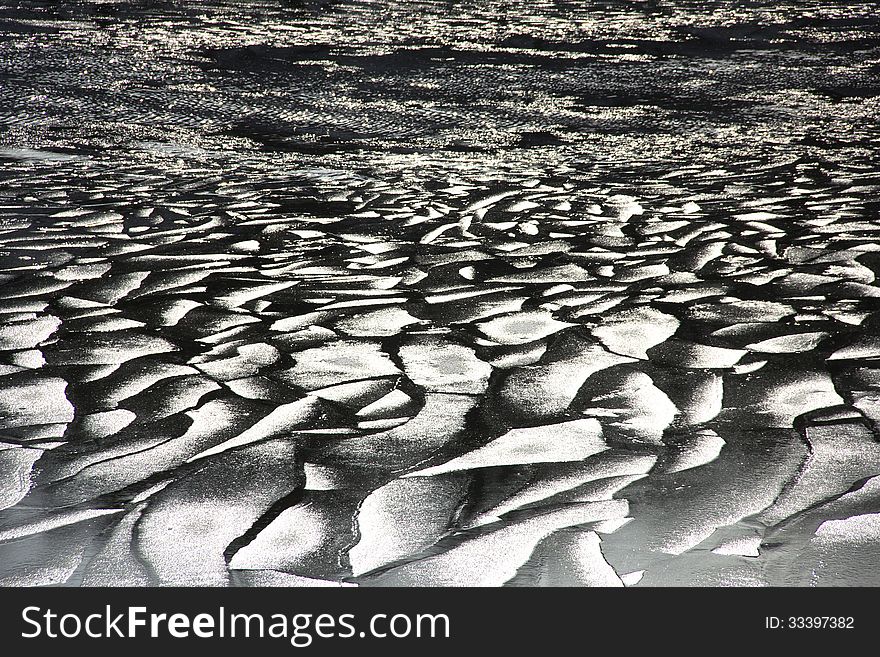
[{"left": 1, "top": 1, "right": 879, "bottom": 586}]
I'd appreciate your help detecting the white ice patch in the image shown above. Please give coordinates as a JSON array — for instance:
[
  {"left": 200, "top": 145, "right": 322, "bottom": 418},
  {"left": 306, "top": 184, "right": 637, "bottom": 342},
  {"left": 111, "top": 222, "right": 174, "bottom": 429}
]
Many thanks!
[
  {"left": 746, "top": 332, "right": 828, "bottom": 353},
  {"left": 334, "top": 307, "right": 421, "bottom": 336},
  {"left": 405, "top": 418, "right": 606, "bottom": 477},
  {"left": 469, "top": 453, "right": 656, "bottom": 527},
  {"left": 663, "top": 430, "right": 726, "bottom": 474},
  {"left": 398, "top": 338, "right": 491, "bottom": 394},
  {"left": 592, "top": 307, "right": 679, "bottom": 359},
  {"left": 0, "top": 315, "right": 60, "bottom": 350},
  {"left": 368, "top": 500, "right": 628, "bottom": 586},
  {"left": 0, "top": 447, "right": 43, "bottom": 510},
  {"left": 712, "top": 535, "right": 762, "bottom": 557},
  {"left": 187, "top": 396, "right": 322, "bottom": 462},
  {"left": 477, "top": 310, "right": 573, "bottom": 345},
  {"left": 350, "top": 476, "right": 465, "bottom": 576},
  {"left": 0, "top": 375, "right": 74, "bottom": 428},
  {"left": 620, "top": 570, "right": 645, "bottom": 586}
]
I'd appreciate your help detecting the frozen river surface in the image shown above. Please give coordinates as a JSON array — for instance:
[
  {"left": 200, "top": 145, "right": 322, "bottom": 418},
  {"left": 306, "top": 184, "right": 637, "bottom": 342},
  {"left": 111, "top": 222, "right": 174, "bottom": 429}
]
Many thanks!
[{"left": 0, "top": 1, "right": 879, "bottom": 586}]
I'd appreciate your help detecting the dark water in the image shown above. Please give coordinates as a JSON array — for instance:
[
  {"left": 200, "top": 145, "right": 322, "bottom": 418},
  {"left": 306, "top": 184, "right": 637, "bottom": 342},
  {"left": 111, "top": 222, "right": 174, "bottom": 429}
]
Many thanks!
[{"left": 0, "top": 1, "right": 879, "bottom": 586}]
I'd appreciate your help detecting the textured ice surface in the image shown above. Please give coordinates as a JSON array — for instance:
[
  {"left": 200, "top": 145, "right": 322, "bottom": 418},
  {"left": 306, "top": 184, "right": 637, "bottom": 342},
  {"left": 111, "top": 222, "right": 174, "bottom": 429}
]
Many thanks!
[{"left": 0, "top": 0, "right": 878, "bottom": 587}]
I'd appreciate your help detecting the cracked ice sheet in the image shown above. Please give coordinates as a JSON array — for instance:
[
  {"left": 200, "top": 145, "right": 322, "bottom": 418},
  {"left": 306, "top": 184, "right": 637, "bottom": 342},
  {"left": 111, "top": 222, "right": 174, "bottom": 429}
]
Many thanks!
[
  {"left": 134, "top": 439, "right": 303, "bottom": 586},
  {"left": 361, "top": 500, "right": 630, "bottom": 586}
]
